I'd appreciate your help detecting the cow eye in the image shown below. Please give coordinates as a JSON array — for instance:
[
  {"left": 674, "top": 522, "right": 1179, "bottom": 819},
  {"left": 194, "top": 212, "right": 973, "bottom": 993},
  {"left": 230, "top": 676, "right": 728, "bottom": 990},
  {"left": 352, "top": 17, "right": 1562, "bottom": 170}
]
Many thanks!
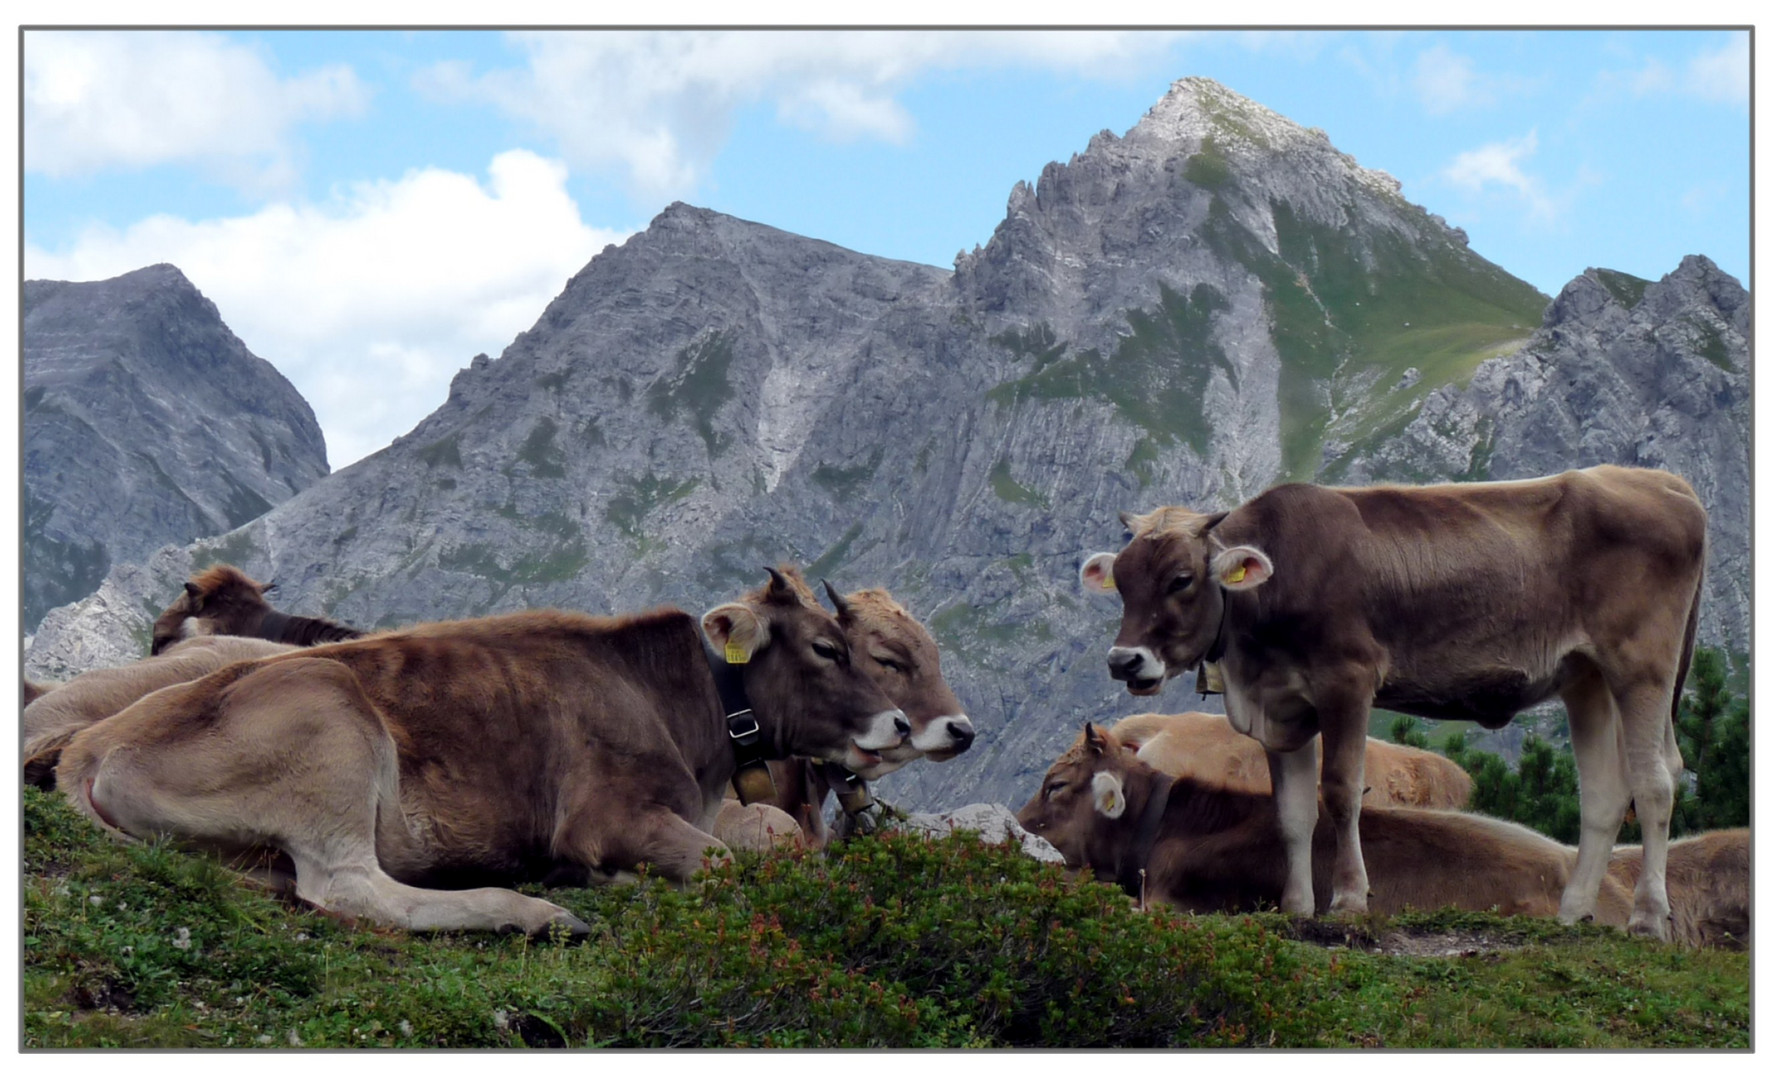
[
  {"left": 1044, "top": 780, "right": 1066, "bottom": 798},
  {"left": 813, "top": 640, "right": 844, "bottom": 663},
  {"left": 1167, "top": 573, "right": 1194, "bottom": 594},
  {"left": 872, "top": 655, "right": 904, "bottom": 674}
]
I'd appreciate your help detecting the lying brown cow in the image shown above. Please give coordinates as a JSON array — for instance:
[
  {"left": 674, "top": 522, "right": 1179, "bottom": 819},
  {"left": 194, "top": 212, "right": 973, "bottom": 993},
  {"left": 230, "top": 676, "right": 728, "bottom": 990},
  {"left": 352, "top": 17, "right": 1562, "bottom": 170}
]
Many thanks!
[
  {"left": 1081, "top": 466, "right": 1706, "bottom": 941},
  {"left": 57, "top": 571, "right": 909, "bottom": 935},
  {"left": 1608, "top": 829, "right": 1749, "bottom": 950},
  {"left": 24, "top": 636, "right": 299, "bottom": 789},
  {"left": 732, "top": 568, "right": 972, "bottom": 849},
  {"left": 1018, "top": 724, "right": 1637, "bottom": 925},
  {"left": 150, "top": 563, "right": 363, "bottom": 654},
  {"left": 1108, "top": 712, "right": 1472, "bottom": 810}
]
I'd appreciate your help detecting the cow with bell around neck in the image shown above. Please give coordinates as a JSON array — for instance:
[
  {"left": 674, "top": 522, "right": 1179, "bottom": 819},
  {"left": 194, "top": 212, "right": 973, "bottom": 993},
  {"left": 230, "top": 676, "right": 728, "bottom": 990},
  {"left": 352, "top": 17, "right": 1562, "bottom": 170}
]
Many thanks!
[
  {"left": 57, "top": 569, "right": 910, "bottom": 935},
  {"left": 726, "top": 566, "right": 973, "bottom": 848},
  {"left": 1079, "top": 466, "right": 1707, "bottom": 943}
]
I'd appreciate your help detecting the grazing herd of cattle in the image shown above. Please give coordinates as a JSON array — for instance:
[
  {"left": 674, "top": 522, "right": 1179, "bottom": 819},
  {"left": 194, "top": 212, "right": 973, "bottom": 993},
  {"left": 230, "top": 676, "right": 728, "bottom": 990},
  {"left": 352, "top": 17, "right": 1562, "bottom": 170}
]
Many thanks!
[{"left": 21, "top": 465, "right": 1748, "bottom": 950}]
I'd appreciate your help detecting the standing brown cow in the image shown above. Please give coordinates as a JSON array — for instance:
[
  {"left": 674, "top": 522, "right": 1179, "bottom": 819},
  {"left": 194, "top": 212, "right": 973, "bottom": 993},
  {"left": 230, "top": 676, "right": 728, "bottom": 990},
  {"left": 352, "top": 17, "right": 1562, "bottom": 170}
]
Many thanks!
[
  {"left": 57, "top": 571, "right": 909, "bottom": 935},
  {"left": 1080, "top": 466, "right": 1705, "bottom": 941}
]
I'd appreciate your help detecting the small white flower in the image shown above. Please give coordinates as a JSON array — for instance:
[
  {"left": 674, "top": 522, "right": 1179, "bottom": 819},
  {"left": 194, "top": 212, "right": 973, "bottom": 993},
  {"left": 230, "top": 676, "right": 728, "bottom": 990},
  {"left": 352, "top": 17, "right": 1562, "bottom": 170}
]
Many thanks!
[
  {"left": 88, "top": 894, "right": 103, "bottom": 905},
  {"left": 116, "top": 901, "right": 127, "bottom": 911},
  {"left": 171, "top": 927, "right": 192, "bottom": 951},
  {"left": 398, "top": 1020, "right": 414, "bottom": 1038},
  {"left": 295, "top": 932, "right": 309, "bottom": 942},
  {"left": 492, "top": 1009, "right": 510, "bottom": 1031},
  {"left": 287, "top": 1029, "right": 304, "bottom": 1047},
  {"left": 257, "top": 1034, "right": 273, "bottom": 1045},
  {"left": 121, "top": 945, "right": 133, "bottom": 956}
]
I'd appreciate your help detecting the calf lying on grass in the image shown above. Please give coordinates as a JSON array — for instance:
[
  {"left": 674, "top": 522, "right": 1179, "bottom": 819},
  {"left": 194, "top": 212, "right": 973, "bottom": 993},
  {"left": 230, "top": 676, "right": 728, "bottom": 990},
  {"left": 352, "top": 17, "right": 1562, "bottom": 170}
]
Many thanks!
[
  {"left": 1109, "top": 712, "right": 1473, "bottom": 809},
  {"left": 1019, "top": 725, "right": 1745, "bottom": 948}
]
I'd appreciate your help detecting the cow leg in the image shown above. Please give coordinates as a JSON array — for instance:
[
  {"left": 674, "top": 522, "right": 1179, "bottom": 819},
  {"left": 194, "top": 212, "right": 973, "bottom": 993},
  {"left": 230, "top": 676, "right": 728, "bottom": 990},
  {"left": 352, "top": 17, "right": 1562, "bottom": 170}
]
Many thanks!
[
  {"left": 1614, "top": 676, "right": 1682, "bottom": 942},
  {"left": 1266, "top": 742, "right": 1319, "bottom": 916},
  {"left": 1560, "top": 668, "right": 1632, "bottom": 928},
  {"left": 57, "top": 659, "right": 586, "bottom": 938},
  {"left": 1316, "top": 698, "right": 1372, "bottom": 916},
  {"left": 554, "top": 800, "right": 731, "bottom": 885}
]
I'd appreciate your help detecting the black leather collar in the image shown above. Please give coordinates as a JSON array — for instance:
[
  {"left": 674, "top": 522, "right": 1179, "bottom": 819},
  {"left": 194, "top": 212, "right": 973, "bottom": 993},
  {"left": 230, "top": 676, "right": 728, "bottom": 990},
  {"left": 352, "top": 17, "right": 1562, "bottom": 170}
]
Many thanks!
[
  {"left": 704, "top": 644, "right": 776, "bottom": 803},
  {"left": 1116, "top": 771, "right": 1174, "bottom": 900}
]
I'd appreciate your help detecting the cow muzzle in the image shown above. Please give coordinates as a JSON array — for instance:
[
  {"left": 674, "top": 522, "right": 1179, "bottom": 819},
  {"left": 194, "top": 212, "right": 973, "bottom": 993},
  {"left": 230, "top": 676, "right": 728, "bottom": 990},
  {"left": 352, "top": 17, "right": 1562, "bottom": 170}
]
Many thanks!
[
  {"left": 913, "top": 714, "right": 975, "bottom": 760},
  {"left": 1107, "top": 646, "right": 1166, "bottom": 695}
]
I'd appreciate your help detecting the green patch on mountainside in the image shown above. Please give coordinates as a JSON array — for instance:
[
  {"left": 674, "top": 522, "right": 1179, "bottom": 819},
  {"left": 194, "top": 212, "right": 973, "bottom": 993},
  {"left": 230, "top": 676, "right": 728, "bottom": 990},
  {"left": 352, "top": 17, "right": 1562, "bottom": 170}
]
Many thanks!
[
  {"left": 604, "top": 472, "right": 701, "bottom": 552},
  {"left": 510, "top": 418, "right": 568, "bottom": 479},
  {"left": 1592, "top": 268, "right": 1651, "bottom": 310},
  {"left": 647, "top": 332, "right": 737, "bottom": 456},
  {"left": 989, "top": 459, "right": 1048, "bottom": 508},
  {"left": 813, "top": 450, "right": 885, "bottom": 503},
  {"left": 1201, "top": 197, "right": 1545, "bottom": 482},
  {"left": 987, "top": 282, "right": 1235, "bottom": 457}
]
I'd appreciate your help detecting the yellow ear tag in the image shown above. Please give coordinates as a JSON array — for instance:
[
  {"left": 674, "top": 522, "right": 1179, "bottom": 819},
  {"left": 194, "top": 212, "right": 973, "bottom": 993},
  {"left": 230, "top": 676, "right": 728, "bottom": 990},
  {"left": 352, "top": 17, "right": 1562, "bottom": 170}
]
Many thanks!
[
  {"left": 1225, "top": 564, "right": 1246, "bottom": 584},
  {"left": 1102, "top": 572, "right": 1115, "bottom": 589},
  {"left": 725, "top": 641, "right": 752, "bottom": 664}
]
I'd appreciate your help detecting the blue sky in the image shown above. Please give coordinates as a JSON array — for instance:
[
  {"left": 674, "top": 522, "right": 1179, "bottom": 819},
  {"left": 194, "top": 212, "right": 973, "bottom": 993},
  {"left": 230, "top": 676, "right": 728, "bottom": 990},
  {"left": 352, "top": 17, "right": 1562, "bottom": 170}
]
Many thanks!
[{"left": 21, "top": 27, "right": 1752, "bottom": 469}]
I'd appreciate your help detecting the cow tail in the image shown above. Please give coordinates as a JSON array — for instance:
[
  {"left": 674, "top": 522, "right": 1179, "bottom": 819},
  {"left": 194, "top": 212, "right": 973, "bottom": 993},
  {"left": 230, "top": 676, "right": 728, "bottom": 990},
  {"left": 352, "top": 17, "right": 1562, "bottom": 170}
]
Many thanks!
[{"left": 1671, "top": 565, "right": 1705, "bottom": 728}]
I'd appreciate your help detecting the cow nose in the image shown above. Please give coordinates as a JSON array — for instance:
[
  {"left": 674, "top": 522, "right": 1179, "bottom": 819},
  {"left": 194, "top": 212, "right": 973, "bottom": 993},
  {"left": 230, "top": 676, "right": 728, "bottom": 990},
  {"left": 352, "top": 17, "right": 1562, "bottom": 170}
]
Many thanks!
[
  {"left": 894, "top": 713, "right": 912, "bottom": 738},
  {"left": 948, "top": 718, "right": 975, "bottom": 751},
  {"left": 1107, "top": 648, "right": 1146, "bottom": 680}
]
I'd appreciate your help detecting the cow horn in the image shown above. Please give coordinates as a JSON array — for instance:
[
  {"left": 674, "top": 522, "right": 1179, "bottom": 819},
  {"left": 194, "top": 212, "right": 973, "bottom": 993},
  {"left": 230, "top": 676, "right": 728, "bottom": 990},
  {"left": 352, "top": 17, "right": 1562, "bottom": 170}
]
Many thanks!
[
  {"left": 262, "top": 580, "right": 280, "bottom": 596},
  {"left": 184, "top": 580, "right": 201, "bottom": 599},
  {"left": 822, "top": 579, "right": 854, "bottom": 620},
  {"left": 763, "top": 566, "right": 798, "bottom": 602},
  {"left": 1197, "top": 510, "right": 1230, "bottom": 536}
]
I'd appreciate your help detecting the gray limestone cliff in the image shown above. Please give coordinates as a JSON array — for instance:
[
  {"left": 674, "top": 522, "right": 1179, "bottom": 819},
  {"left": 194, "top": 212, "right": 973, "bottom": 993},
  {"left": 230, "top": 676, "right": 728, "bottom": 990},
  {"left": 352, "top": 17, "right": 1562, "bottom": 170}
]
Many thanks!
[
  {"left": 23, "top": 264, "right": 330, "bottom": 627},
  {"left": 25, "top": 79, "right": 1749, "bottom": 815}
]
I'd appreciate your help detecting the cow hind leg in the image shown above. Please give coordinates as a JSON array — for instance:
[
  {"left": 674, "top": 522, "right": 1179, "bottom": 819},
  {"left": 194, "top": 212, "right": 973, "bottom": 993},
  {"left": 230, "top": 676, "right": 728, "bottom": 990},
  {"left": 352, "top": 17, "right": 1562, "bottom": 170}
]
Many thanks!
[
  {"left": 1613, "top": 676, "right": 1682, "bottom": 942},
  {"left": 1266, "top": 743, "right": 1320, "bottom": 916},
  {"left": 1559, "top": 668, "right": 1633, "bottom": 929}
]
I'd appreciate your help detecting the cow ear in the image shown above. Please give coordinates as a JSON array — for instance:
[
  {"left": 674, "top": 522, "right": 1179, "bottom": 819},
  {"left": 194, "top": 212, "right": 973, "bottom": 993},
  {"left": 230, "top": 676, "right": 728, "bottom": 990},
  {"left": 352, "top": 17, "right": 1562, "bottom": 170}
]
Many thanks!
[
  {"left": 1091, "top": 771, "right": 1128, "bottom": 819},
  {"left": 702, "top": 603, "right": 770, "bottom": 663},
  {"left": 1210, "top": 546, "right": 1273, "bottom": 590},
  {"left": 1080, "top": 553, "right": 1119, "bottom": 594}
]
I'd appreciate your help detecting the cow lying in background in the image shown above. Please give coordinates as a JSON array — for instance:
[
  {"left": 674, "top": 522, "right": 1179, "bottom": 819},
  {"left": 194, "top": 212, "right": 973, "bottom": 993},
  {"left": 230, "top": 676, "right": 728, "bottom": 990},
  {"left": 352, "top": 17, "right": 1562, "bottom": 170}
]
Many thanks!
[
  {"left": 150, "top": 564, "right": 363, "bottom": 655},
  {"left": 1018, "top": 724, "right": 1637, "bottom": 925},
  {"left": 58, "top": 570, "right": 910, "bottom": 936},
  {"left": 1608, "top": 830, "right": 1749, "bottom": 950},
  {"left": 724, "top": 568, "right": 973, "bottom": 850},
  {"left": 23, "top": 678, "right": 59, "bottom": 707},
  {"left": 24, "top": 636, "right": 299, "bottom": 789},
  {"left": 1108, "top": 712, "right": 1472, "bottom": 810}
]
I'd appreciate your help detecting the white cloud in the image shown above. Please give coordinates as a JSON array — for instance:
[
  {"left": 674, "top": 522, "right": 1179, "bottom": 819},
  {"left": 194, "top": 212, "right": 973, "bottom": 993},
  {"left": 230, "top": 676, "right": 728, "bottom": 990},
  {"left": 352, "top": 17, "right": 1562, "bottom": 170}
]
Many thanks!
[
  {"left": 26, "top": 151, "right": 633, "bottom": 469},
  {"left": 1684, "top": 34, "right": 1749, "bottom": 104},
  {"left": 24, "top": 30, "right": 368, "bottom": 189},
  {"left": 1441, "top": 129, "right": 1557, "bottom": 220},
  {"left": 1593, "top": 33, "right": 1748, "bottom": 107},
  {"left": 417, "top": 29, "right": 1187, "bottom": 204},
  {"left": 1413, "top": 44, "right": 1484, "bottom": 114}
]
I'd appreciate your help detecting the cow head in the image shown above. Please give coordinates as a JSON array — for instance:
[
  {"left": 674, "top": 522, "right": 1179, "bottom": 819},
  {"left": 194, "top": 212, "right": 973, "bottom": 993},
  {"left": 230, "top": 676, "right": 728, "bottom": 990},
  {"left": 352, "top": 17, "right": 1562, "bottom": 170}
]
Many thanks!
[
  {"left": 701, "top": 568, "right": 910, "bottom": 779},
  {"left": 150, "top": 564, "right": 275, "bottom": 655},
  {"left": 822, "top": 579, "right": 974, "bottom": 770},
  {"left": 1015, "top": 723, "right": 1143, "bottom": 871},
  {"left": 1081, "top": 507, "right": 1272, "bottom": 696}
]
